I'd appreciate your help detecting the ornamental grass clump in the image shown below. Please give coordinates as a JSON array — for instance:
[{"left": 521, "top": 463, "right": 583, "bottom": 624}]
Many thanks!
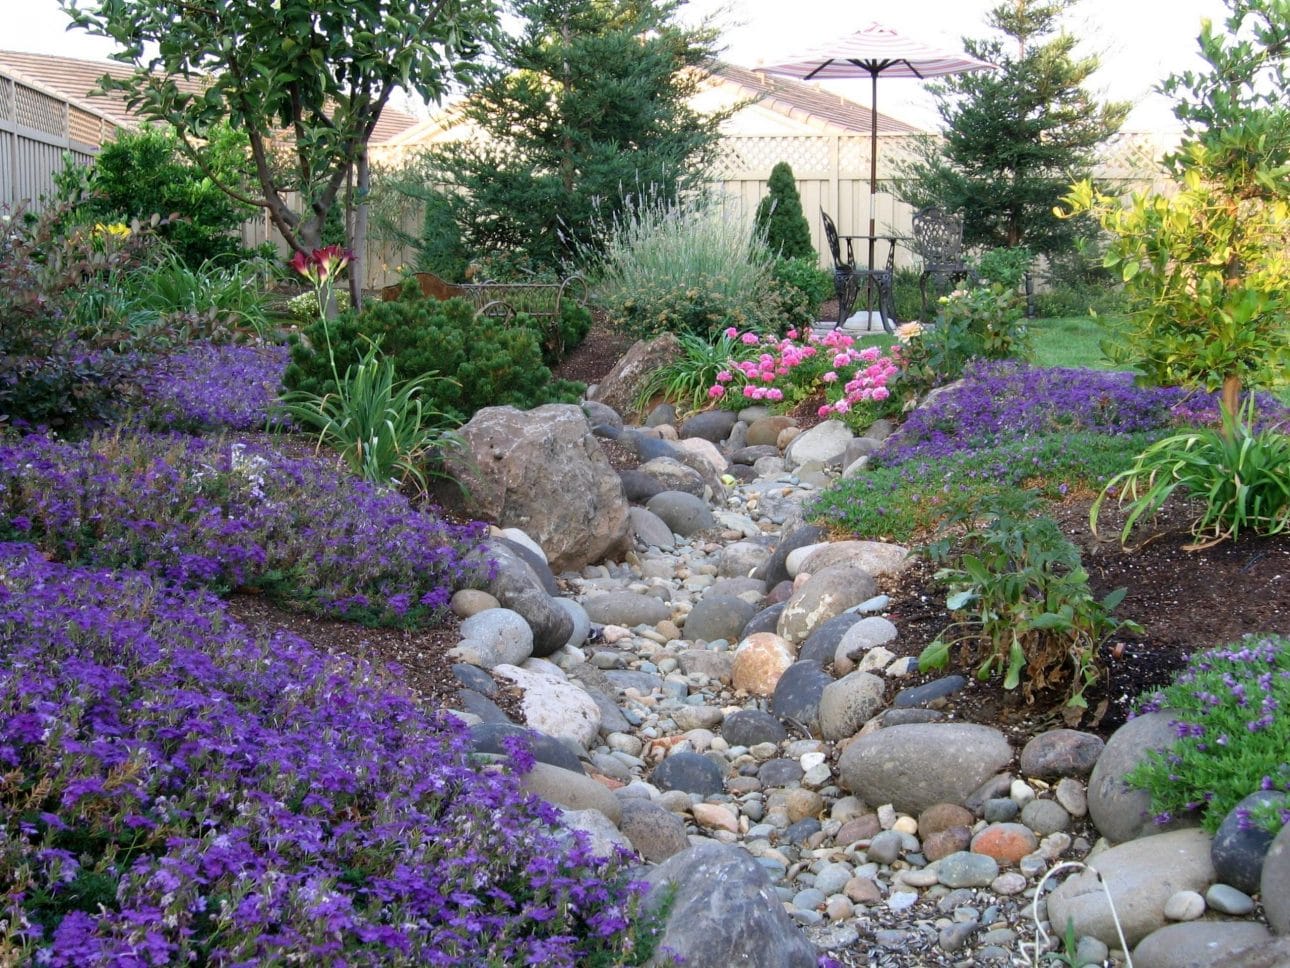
[
  {"left": 0, "top": 432, "right": 489, "bottom": 626},
  {"left": 135, "top": 341, "right": 291, "bottom": 432},
  {"left": 1129, "top": 635, "right": 1290, "bottom": 835},
  {"left": 0, "top": 544, "right": 661, "bottom": 965}
]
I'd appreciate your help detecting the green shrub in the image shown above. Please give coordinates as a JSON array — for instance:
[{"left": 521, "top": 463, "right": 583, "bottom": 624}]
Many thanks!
[
  {"left": 417, "top": 188, "right": 470, "bottom": 281},
  {"left": 1092, "top": 397, "right": 1290, "bottom": 549},
  {"left": 892, "top": 266, "right": 925, "bottom": 322},
  {"left": 772, "top": 256, "right": 833, "bottom": 316},
  {"left": 593, "top": 194, "right": 780, "bottom": 337},
  {"left": 919, "top": 496, "right": 1140, "bottom": 713},
  {"left": 283, "top": 295, "right": 583, "bottom": 423},
  {"left": 1128, "top": 635, "right": 1290, "bottom": 834},
  {"left": 127, "top": 254, "right": 274, "bottom": 341},
  {"left": 754, "top": 162, "right": 814, "bottom": 260},
  {"left": 61, "top": 125, "right": 253, "bottom": 267}
]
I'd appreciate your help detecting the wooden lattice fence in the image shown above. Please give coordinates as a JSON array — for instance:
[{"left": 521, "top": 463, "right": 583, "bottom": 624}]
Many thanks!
[{"left": 0, "top": 68, "right": 119, "bottom": 213}]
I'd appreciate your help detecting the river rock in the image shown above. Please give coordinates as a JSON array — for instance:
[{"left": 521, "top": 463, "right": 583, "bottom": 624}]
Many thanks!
[
  {"left": 1211, "top": 790, "right": 1287, "bottom": 895},
  {"left": 646, "top": 490, "right": 715, "bottom": 536},
  {"left": 818, "top": 671, "right": 887, "bottom": 741},
  {"left": 1088, "top": 710, "right": 1198, "bottom": 843},
  {"left": 520, "top": 762, "right": 622, "bottom": 825},
  {"left": 643, "top": 842, "right": 820, "bottom": 967},
  {"left": 685, "top": 593, "right": 758, "bottom": 645},
  {"left": 797, "top": 613, "right": 864, "bottom": 666},
  {"left": 618, "top": 797, "right": 690, "bottom": 863},
  {"left": 582, "top": 591, "right": 672, "bottom": 628},
  {"left": 629, "top": 506, "right": 676, "bottom": 549},
  {"left": 459, "top": 608, "right": 534, "bottom": 668},
  {"left": 722, "top": 708, "right": 788, "bottom": 747},
  {"left": 795, "top": 540, "right": 910, "bottom": 579},
  {"left": 838, "top": 723, "right": 1013, "bottom": 814},
  {"left": 1019, "top": 729, "right": 1105, "bottom": 779},
  {"left": 1263, "top": 821, "right": 1290, "bottom": 934},
  {"left": 589, "top": 332, "right": 683, "bottom": 417},
  {"left": 1046, "top": 828, "right": 1216, "bottom": 947},
  {"left": 784, "top": 420, "right": 854, "bottom": 470},
  {"left": 1132, "top": 921, "right": 1273, "bottom": 968},
  {"left": 651, "top": 750, "right": 725, "bottom": 798},
  {"left": 732, "top": 632, "right": 796, "bottom": 696},
  {"left": 771, "top": 660, "right": 834, "bottom": 734},
  {"left": 492, "top": 663, "right": 601, "bottom": 748},
  {"left": 777, "top": 564, "right": 879, "bottom": 645}
]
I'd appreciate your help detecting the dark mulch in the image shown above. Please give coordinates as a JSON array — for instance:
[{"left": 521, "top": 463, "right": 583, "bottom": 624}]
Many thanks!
[{"left": 227, "top": 324, "right": 1286, "bottom": 748}]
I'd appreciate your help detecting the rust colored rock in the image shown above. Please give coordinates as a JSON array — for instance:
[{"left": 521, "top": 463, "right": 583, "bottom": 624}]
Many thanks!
[
  {"left": 731, "top": 632, "right": 796, "bottom": 697},
  {"left": 971, "top": 822, "right": 1039, "bottom": 866},
  {"left": 835, "top": 814, "right": 882, "bottom": 845}
]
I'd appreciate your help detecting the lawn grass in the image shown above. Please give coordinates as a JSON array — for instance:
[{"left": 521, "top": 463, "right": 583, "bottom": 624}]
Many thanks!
[{"left": 1028, "top": 314, "right": 1125, "bottom": 370}]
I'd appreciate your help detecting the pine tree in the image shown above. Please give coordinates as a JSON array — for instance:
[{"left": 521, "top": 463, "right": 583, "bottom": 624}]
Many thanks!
[
  {"left": 895, "top": 0, "right": 1128, "bottom": 257},
  {"left": 754, "top": 162, "right": 815, "bottom": 260},
  {"left": 434, "top": 0, "right": 725, "bottom": 270}
]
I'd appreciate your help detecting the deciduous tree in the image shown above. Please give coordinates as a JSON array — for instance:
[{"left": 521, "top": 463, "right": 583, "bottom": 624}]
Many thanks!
[{"left": 63, "top": 0, "right": 496, "bottom": 306}]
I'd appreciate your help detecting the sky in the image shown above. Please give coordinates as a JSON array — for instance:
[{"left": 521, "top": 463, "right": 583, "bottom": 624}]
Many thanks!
[{"left": 7, "top": 0, "right": 1233, "bottom": 132}]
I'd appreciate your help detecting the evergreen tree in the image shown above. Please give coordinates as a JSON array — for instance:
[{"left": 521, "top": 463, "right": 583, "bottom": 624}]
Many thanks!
[
  {"left": 895, "top": 0, "right": 1128, "bottom": 257},
  {"left": 434, "top": 0, "right": 725, "bottom": 270},
  {"left": 754, "top": 162, "right": 814, "bottom": 260}
]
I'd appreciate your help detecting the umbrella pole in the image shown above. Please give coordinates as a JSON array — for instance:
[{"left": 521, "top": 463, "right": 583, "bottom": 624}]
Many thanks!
[{"left": 867, "top": 70, "right": 879, "bottom": 318}]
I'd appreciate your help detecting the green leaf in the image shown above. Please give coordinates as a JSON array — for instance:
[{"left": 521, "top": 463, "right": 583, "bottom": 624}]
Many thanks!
[
  {"left": 918, "top": 640, "right": 951, "bottom": 671},
  {"left": 946, "top": 590, "right": 976, "bottom": 611}
]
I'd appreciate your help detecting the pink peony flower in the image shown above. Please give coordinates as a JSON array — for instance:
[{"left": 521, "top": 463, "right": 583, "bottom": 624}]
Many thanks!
[
  {"left": 822, "top": 371, "right": 838, "bottom": 383},
  {"left": 716, "top": 370, "right": 732, "bottom": 383},
  {"left": 741, "top": 332, "right": 760, "bottom": 345},
  {"left": 767, "top": 388, "right": 783, "bottom": 401},
  {"left": 724, "top": 326, "right": 739, "bottom": 339},
  {"left": 708, "top": 385, "right": 725, "bottom": 399}
]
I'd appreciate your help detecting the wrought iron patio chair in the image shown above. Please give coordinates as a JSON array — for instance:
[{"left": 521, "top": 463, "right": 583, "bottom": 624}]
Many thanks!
[
  {"left": 911, "top": 206, "right": 970, "bottom": 318},
  {"left": 820, "top": 209, "right": 897, "bottom": 332}
]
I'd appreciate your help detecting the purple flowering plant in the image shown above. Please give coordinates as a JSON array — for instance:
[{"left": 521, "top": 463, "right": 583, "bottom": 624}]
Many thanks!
[
  {"left": 0, "top": 431, "right": 490, "bottom": 627},
  {"left": 133, "top": 341, "right": 292, "bottom": 432},
  {"left": 0, "top": 543, "right": 663, "bottom": 965},
  {"left": 1129, "top": 635, "right": 1290, "bottom": 834}
]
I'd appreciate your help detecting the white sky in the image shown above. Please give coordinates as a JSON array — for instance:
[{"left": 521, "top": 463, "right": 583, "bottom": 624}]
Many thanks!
[{"left": 6, "top": 0, "right": 1233, "bottom": 131}]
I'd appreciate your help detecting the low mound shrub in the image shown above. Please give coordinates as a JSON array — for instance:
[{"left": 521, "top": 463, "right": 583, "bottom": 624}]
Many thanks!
[
  {"left": 0, "top": 543, "right": 662, "bottom": 965},
  {"left": 283, "top": 295, "right": 583, "bottom": 424},
  {"left": 0, "top": 432, "right": 489, "bottom": 627},
  {"left": 1129, "top": 635, "right": 1290, "bottom": 834}
]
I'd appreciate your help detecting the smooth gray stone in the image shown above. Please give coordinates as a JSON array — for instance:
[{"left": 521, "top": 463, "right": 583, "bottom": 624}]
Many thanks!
[
  {"left": 645, "top": 490, "right": 715, "bottom": 537},
  {"left": 643, "top": 843, "right": 819, "bottom": 968},
  {"left": 644, "top": 402, "right": 677, "bottom": 428},
  {"left": 651, "top": 751, "right": 725, "bottom": 797},
  {"left": 1087, "top": 710, "right": 1199, "bottom": 844},
  {"left": 485, "top": 547, "right": 574, "bottom": 659},
  {"left": 880, "top": 707, "right": 945, "bottom": 727},
  {"left": 685, "top": 593, "right": 757, "bottom": 645},
  {"left": 619, "top": 469, "right": 666, "bottom": 503},
  {"left": 731, "top": 444, "right": 781, "bottom": 465},
  {"left": 618, "top": 797, "right": 690, "bottom": 863},
  {"left": 1133, "top": 920, "right": 1272, "bottom": 968},
  {"left": 452, "top": 662, "right": 497, "bottom": 696},
  {"left": 581, "top": 399, "right": 623, "bottom": 434},
  {"left": 892, "top": 675, "right": 968, "bottom": 708},
  {"left": 784, "top": 818, "right": 822, "bottom": 845},
  {"left": 984, "top": 798, "right": 1020, "bottom": 823},
  {"left": 758, "top": 758, "right": 805, "bottom": 788},
  {"left": 742, "top": 602, "right": 786, "bottom": 638},
  {"left": 937, "top": 852, "right": 999, "bottom": 888},
  {"left": 1019, "top": 728, "right": 1105, "bottom": 779},
  {"left": 1261, "top": 821, "right": 1290, "bottom": 934},
  {"left": 679, "top": 409, "right": 739, "bottom": 443},
  {"left": 1205, "top": 882, "right": 1255, "bottom": 916},
  {"left": 624, "top": 428, "right": 680, "bottom": 462},
  {"left": 771, "top": 660, "right": 833, "bottom": 735},
  {"left": 582, "top": 591, "right": 672, "bottom": 628},
  {"left": 553, "top": 597, "right": 591, "bottom": 649},
  {"left": 497, "top": 536, "right": 560, "bottom": 596},
  {"left": 603, "top": 669, "right": 664, "bottom": 694},
  {"left": 455, "top": 688, "right": 513, "bottom": 724},
  {"left": 753, "top": 524, "right": 828, "bottom": 587},
  {"left": 1021, "top": 798, "right": 1071, "bottom": 835},
  {"left": 1212, "top": 790, "right": 1287, "bottom": 894},
  {"left": 797, "top": 612, "right": 864, "bottom": 666},
  {"left": 469, "top": 722, "right": 584, "bottom": 774},
  {"left": 629, "top": 505, "right": 676, "bottom": 549},
  {"left": 722, "top": 708, "right": 788, "bottom": 748},
  {"left": 584, "top": 687, "right": 632, "bottom": 736}
]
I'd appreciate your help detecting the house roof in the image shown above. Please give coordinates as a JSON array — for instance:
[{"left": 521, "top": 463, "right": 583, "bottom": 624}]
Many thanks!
[
  {"left": 0, "top": 50, "right": 420, "bottom": 145},
  {"left": 710, "top": 63, "right": 920, "bottom": 135}
]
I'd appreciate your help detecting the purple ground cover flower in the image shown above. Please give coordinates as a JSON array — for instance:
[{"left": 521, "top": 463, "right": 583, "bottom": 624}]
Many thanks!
[
  {"left": 0, "top": 543, "right": 654, "bottom": 965},
  {"left": 135, "top": 341, "right": 290, "bottom": 432},
  {"left": 0, "top": 431, "right": 490, "bottom": 626},
  {"left": 881, "top": 360, "right": 1288, "bottom": 467}
]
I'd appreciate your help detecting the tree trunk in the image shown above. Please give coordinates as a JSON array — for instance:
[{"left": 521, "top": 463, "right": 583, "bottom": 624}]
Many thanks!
[
  {"left": 1221, "top": 372, "right": 1242, "bottom": 437},
  {"left": 350, "top": 149, "right": 369, "bottom": 313}
]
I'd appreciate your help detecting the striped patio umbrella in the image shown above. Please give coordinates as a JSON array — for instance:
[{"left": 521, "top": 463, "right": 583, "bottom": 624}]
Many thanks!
[{"left": 757, "top": 22, "right": 995, "bottom": 275}]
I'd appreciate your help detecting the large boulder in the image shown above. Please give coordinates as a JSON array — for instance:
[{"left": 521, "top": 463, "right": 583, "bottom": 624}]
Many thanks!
[
  {"left": 492, "top": 663, "right": 601, "bottom": 749},
  {"left": 643, "top": 842, "right": 820, "bottom": 968},
  {"left": 837, "top": 723, "right": 1013, "bottom": 814},
  {"left": 443, "top": 405, "right": 630, "bottom": 573},
  {"left": 588, "top": 332, "right": 683, "bottom": 418},
  {"left": 1046, "top": 828, "right": 1216, "bottom": 948},
  {"left": 1088, "top": 710, "right": 1199, "bottom": 843}
]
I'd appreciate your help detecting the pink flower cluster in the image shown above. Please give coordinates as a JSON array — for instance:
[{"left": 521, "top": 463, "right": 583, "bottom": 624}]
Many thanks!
[
  {"left": 706, "top": 327, "right": 901, "bottom": 415},
  {"left": 816, "top": 342, "right": 901, "bottom": 418}
]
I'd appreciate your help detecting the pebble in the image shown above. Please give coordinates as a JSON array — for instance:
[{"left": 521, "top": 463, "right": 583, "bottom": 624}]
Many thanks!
[
  {"left": 887, "top": 891, "right": 920, "bottom": 912},
  {"left": 1206, "top": 883, "right": 1255, "bottom": 915},
  {"left": 1163, "top": 889, "right": 1206, "bottom": 921}
]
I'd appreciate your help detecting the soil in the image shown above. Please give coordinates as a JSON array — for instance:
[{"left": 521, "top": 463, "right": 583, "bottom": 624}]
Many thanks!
[{"left": 233, "top": 320, "right": 1288, "bottom": 747}]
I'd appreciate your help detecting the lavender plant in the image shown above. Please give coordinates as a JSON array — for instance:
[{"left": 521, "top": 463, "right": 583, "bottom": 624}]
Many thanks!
[
  {"left": 135, "top": 341, "right": 291, "bottom": 432},
  {"left": 0, "top": 543, "right": 661, "bottom": 965},
  {"left": 1129, "top": 635, "right": 1290, "bottom": 834},
  {"left": 0, "top": 432, "right": 489, "bottom": 626}
]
